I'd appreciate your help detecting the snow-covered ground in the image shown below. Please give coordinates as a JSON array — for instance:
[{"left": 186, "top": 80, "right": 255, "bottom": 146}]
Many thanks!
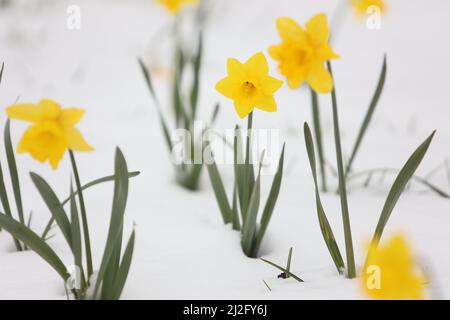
[{"left": 0, "top": 0, "right": 450, "bottom": 299}]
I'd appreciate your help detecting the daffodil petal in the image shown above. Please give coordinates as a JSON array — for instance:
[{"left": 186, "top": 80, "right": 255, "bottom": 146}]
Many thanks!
[
  {"left": 276, "top": 17, "right": 305, "bottom": 42},
  {"left": 60, "top": 108, "right": 85, "bottom": 128},
  {"left": 307, "top": 63, "right": 333, "bottom": 93},
  {"left": 215, "top": 77, "right": 235, "bottom": 99},
  {"left": 244, "top": 52, "right": 268, "bottom": 77},
  {"left": 305, "top": 13, "right": 330, "bottom": 45},
  {"left": 6, "top": 103, "right": 41, "bottom": 123},
  {"left": 260, "top": 76, "right": 283, "bottom": 95},
  {"left": 66, "top": 127, "right": 94, "bottom": 151},
  {"left": 233, "top": 101, "right": 254, "bottom": 119},
  {"left": 227, "top": 58, "right": 246, "bottom": 80},
  {"left": 256, "top": 95, "right": 277, "bottom": 112}
]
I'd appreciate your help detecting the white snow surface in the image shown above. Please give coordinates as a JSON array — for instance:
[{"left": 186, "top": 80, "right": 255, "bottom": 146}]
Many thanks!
[{"left": 0, "top": 0, "right": 450, "bottom": 299}]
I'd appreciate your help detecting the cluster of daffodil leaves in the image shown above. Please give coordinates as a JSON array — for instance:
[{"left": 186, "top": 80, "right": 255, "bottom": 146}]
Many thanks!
[{"left": 0, "top": 64, "right": 138, "bottom": 300}]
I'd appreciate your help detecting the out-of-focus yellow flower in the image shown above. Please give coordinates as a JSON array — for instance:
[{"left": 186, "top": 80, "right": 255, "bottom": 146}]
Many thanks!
[
  {"left": 155, "top": 0, "right": 199, "bottom": 15},
  {"left": 351, "top": 0, "right": 386, "bottom": 16},
  {"left": 362, "top": 234, "right": 426, "bottom": 300},
  {"left": 269, "top": 14, "right": 339, "bottom": 93},
  {"left": 215, "top": 52, "right": 283, "bottom": 119},
  {"left": 6, "top": 99, "right": 93, "bottom": 169}
]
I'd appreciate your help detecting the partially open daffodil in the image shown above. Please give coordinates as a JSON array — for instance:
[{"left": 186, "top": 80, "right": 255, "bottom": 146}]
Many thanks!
[
  {"left": 351, "top": 0, "right": 386, "bottom": 16},
  {"left": 215, "top": 52, "right": 283, "bottom": 119},
  {"left": 6, "top": 99, "right": 93, "bottom": 169},
  {"left": 269, "top": 14, "right": 339, "bottom": 93},
  {"left": 362, "top": 234, "right": 426, "bottom": 300},
  {"left": 155, "top": 0, "right": 199, "bottom": 15}
]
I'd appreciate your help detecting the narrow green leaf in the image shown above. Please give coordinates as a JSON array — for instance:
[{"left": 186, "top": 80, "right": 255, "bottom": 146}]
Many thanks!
[
  {"left": 94, "top": 147, "right": 129, "bottom": 299},
  {"left": 370, "top": 131, "right": 436, "bottom": 248},
  {"left": 5, "top": 120, "right": 25, "bottom": 225},
  {"left": 0, "top": 159, "right": 22, "bottom": 250},
  {"left": 69, "top": 151, "right": 93, "bottom": 280},
  {"left": 0, "top": 213, "right": 68, "bottom": 281},
  {"left": 69, "top": 182, "right": 84, "bottom": 287},
  {"left": 310, "top": 88, "right": 327, "bottom": 192},
  {"left": 190, "top": 32, "right": 202, "bottom": 119},
  {"left": 260, "top": 258, "right": 304, "bottom": 283},
  {"left": 328, "top": 61, "right": 356, "bottom": 278},
  {"left": 138, "top": 58, "right": 173, "bottom": 151},
  {"left": 111, "top": 229, "right": 135, "bottom": 300},
  {"left": 41, "top": 171, "right": 140, "bottom": 240},
  {"left": 253, "top": 144, "right": 285, "bottom": 255},
  {"left": 205, "top": 145, "right": 232, "bottom": 224},
  {"left": 30, "top": 172, "right": 72, "bottom": 249},
  {"left": 286, "top": 247, "right": 293, "bottom": 277},
  {"left": 231, "top": 183, "right": 241, "bottom": 231},
  {"left": 346, "top": 54, "right": 387, "bottom": 176},
  {"left": 241, "top": 170, "right": 260, "bottom": 257},
  {"left": 234, "top": 125, "right": 246, "bottom": 219},
  {"left": 304, "top": 122, "right": 345, "bottom": 272}
]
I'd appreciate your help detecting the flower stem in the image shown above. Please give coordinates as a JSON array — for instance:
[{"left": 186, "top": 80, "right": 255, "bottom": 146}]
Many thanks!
[
  {"left": 242, "top": 111, "right": 253, "bottom": 214},
  {"left": 69, "top": 150, "right": 93, "bottom": 282},
  {"left": 310, "top": 88, "right": 327, "bottom": 192},
  {"left": 327, "top": 62, "right": 356, "bottom": 278}
]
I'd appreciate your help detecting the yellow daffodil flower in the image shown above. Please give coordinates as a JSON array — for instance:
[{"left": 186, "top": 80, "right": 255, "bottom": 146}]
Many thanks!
[
  {"left": 6, "top": 99, "right": 93, "bottom": 169},
  {"left": 351, "top": 0, "right": 386, "bottom": 16},
  {"left": 362, "top": 234, "right": 426, "bottom": 300},
  {"left": 269, "top": 14, "right": 339, "bottom": 93},
  {"left": 155, "top": 0, "right": 199, "bottom": 15},
  {"left": 215, "top": 52, "right": 283, "bottom": 119}
]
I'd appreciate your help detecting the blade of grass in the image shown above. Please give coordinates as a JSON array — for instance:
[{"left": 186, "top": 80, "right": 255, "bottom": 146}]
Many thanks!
[
  {"left": 345, "top": 55, "right": 387, "bottom": 177},
  {"left": 190, "top": 32, "right": 202, "bottom": 119},
  {"left": 0, "top": 213, "right": 68, "bottom": 281},
  {"left": 328, "top": 62, "right": 356, "bottom": 278},
  {"left": 30, "top": 172, "right": 72, "bottom": 249},
  {"left": 286, "top": 247, "right": 293, "bottom": 278},
  {"left": 241, "top": 112, "right": 255, "bottom": 216},
  {"left": 304, "top": 123, "right": 345, "bottom": 272},
  {"left": 310, "top": 88, "right": 327, "bottom": 192},
  {"left": 260, "top": 258, "right": 304, "bottom": 282},
  {"left": 93, "top": 147, "right": 129, "bottom": 299},
  {"left": 69, "top": 182, "right": 85, "bottom": 290},
  {"left": 5, "top": 120, "right": 25, "bottom": 225},
  {"left": 231, "top": 183, "right": 241, "bottom": 230},
  {"left": 370, "top": 131, "right": 436, "bottom": 249}
]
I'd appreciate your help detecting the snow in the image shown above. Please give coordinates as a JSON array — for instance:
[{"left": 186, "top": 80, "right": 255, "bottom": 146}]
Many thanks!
[{"left": 0, "top": 0, "right": 450, "bottom": 299}]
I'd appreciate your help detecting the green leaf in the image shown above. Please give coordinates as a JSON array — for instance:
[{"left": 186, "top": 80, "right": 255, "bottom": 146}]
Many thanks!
[
  {"left": 41, "top": 171, "right": 140, "bottom": 240},
  {"left": 30, "top": 172, "right": 72, "bottom": 249},
  {"left": 0, "top": 213, "right": 68, "bottom": 281},
  {"left": 304, "top": 123, "right": 345, "bottom": 272},
  {"left": 260, "top": 257, "right": 304, "bottom": 283},
  {"left": 205, "top": 144, "right": 232, "bottom": 224},
  {"left": 138, "top": 58, "right": 173, "bottom": 151},
  {"left": 69, "top": 182, "right": 84, "bottom": 288},
  {"left": 190, "top": 32, "right": 202, "bottom": 119},
  {"left": 69, "top": 151, "right": 93, "bottom": 280},
  {"left": 241, "top": 170, "right": 260, "bottom": 257},
  {"left": 370, "top": 131, "right": 436, "bottom": 248},
  {"left": 346, "top": 54, "right": 387, "bottom": 176},
  {"left": 231, "top": 183, "right": 241, "bottom": 231},
  {"left": 253, "top": 144, "right": 285, "bottom": 256},
  {"left": 0, "top": 158, "right": 22, "bottom": 250},
  {"left": 5, "top": 120, "right": 25, "bottom": 225},
  {"left": 111, "top": 229, "right": 135, "bottom": 300},
  {"left": 310, "top": 88, "right": 327, "bottom": 192},
  {"left": 328, "top": 62, "right": 356, "bottom": 278},
  {"left": 286, "top": 247, "right": 293, "bottom": 277},
  {"left": 94, "top": 147, "right": 129, "bottom": 299}
]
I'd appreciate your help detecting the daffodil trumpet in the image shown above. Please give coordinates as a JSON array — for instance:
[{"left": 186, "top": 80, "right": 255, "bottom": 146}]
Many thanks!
[
  {"left": 208, "top": 52, "right": 286, "bottom": 258},
  {"left": 303, "top": 62, "right": 436, "bottom": 279}
]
